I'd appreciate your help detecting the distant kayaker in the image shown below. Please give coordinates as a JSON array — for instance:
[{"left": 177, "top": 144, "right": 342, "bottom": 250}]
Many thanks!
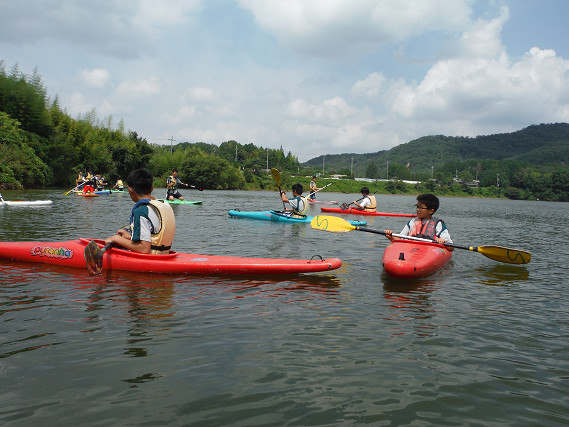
[
  {"left": 384, "top": 193, "right": 453, "bottom": 249},
  {"left": 281, "top": 183, "right": 308, "bottom": 217},
  {"left": 353, "top": 187, "right": 377, "bottom": 212},
  {"left": 166, "top": 169, "right": 189, "bottom": 201},
  {"left": 309, "top": 175, "right": 321, "bottom": 200},
  {"left": 82, "top": 170, "right": 95, "bottom": 194},
  {"left": 113, "top": 179, "right": 124, "bottom": 190},
  {"left": 105, "top": 168, "right": 176, "bottom": 255},
  {"left": 75, "top": 171, "right": 85, "bottom": 186}
]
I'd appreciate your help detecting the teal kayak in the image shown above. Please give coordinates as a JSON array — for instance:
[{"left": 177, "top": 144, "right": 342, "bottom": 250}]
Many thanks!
[
  {"left": 229, "top": 210, "right": 366, "bottom": 226},
  {"left": 158, "top": 199, "right": 203, "bottom": 205}
]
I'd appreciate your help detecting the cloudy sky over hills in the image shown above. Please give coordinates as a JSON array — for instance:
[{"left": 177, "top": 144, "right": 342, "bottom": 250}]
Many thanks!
[{"left": 2, "top": 0, "right": 568, "bottom": 161}]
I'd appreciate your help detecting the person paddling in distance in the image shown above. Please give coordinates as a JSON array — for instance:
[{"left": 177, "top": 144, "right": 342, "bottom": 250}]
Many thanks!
[
  {"left": 280, "top": 183, "right": 308, "bottom": 217},
  {"left": 105, "top": 168, "right": 176, "bottom": 255},
  {"left": 166, "top": 168, "right": 189, "bottom": 201},
  {"left": 75, "top": 171, "right": 85, "bottom": 186},
  {"left": 113, "top": 179, "right": 124, "bottom": 190},
  {"left": 353, "top": 187, "right": 377, "bottom": 212},
  {"left": 384, "top": 193, "right": 453, "bottom": 249},
  {"left": 308, "top": 175, "right": 321, "bottom": 201},
  {"left": 82, "top": 170, "right": 95, "bottom": 194}
]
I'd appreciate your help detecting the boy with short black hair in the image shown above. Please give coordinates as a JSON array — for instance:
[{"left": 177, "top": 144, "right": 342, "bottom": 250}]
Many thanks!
[
  {"left": 353, "top": 186, "right": 377, "bottom": 211},
  {"left": 105, "top": 168, "right": 176, "bottom": 254},
  {"left": 281, "top": 183, "right": 308, "bottom": 217},
  {"left": 384, "top": 193, "right": 453, "bottom": 248}
]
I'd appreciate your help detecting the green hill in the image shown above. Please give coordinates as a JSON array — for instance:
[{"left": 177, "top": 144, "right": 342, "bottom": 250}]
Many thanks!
[{"left": 302, "top": 123, "right": 569, "bottom": 176}]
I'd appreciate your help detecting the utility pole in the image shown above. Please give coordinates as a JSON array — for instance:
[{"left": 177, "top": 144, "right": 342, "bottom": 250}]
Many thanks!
[
  {"left": 431, "top": 166, "right": 434, "bottom": 179},
  {"left": 266, "top": 149, "right": 268, "bottom": 173},
  {"left": 170, "top": 136, "right": 173, "bottom": 154},
  {"left": 386, "top": 161, "right": 389, "bottom": 180},
  {"left": 351, "top": 156, "right": 353, "bottom": 176},
  {"left": 322, "top": 155, "right": 325, "bottom": 175}
]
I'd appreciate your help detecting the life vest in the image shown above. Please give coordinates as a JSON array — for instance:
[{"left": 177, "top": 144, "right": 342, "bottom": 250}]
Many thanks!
[
  {"left": 409, "top": 217, "right": 442, "bottom": 240},
  {"left": 363, "top": 195, "right": 377, "bottom": 211},
  {"left": 291, "top": 196, "right": 308, "bottom": 217},
  {"left": 167, "top": 175, "right": 179, "bottom": 191},
  {"left": 131, "top": 199, "right": 176, "bottom": 255}
]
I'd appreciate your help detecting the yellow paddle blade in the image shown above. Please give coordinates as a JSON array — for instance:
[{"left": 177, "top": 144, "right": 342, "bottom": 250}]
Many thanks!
[
  {"left": 310, "top": 215, "right": 356, "bottom": 233},
  {"left": 475, "top": 245, "right": 531, "bottom": 264},
  {"left": 270, "top": 168, "right": 281, "bottom": 186}
]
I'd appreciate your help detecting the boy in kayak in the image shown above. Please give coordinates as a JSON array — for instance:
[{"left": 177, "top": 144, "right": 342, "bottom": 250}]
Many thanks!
[
  {"left": 353, "top": 187, "right": 377, "bottom": 212},
  {"left": 384, "top": 193, "right": 453, "bottom": 248},
  {"left": 166, "top": 169, "right": 190, "bottom": 201},
  {"left": 82, "top": 170, "right": 95, "bottom": 194},
  {"left": 105, "top": 168, "right": 176, "bottom": 255},
  {"left": 281, "top": 183, "right": 308, "bottom": 217},
  {"left": 308, "top": 175, "right": 321, "bottom": 200}
]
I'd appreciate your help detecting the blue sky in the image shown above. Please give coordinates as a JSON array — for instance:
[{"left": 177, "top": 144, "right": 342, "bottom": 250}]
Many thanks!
[{"left": 1, "top": 0, "right": 568, "bottom": 162}]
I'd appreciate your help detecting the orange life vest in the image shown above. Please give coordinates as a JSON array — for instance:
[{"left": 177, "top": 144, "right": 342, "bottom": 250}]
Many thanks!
[{"left": 409, "top": 217, "right": 441, "bottom": 240}]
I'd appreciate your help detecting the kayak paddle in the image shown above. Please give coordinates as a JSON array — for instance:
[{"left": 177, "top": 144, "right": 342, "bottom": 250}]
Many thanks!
[
  {"left": 270, "top": 168, "right": 287, "bottom": 210},
  {"left": 310, "top": 215, "right": 531, "bottom": 264},
  {"left": 84, "top": 240, "right": 113, "bottom": 276},
  {"left": 64, "top": 183, "right": 84, "bottom": 195},
  {"left": 309, "top": 182, "right": 332, "bottom": 196}
]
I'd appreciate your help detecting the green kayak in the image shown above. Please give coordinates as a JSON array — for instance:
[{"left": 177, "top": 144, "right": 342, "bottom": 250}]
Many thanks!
[{"left": 158, "top": 199, "right": 203, "bottom": 205}]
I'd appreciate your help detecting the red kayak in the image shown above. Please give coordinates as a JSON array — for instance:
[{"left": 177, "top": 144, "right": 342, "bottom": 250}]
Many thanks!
[
  {"left": 382, "top": 239, "right": 452, "bottom": 279},
  {"left": 0, "top": 239, "right": 342, "bottom": 275},
  {"left": 320, "top": 207, "right": 414, "bottom": 217}
]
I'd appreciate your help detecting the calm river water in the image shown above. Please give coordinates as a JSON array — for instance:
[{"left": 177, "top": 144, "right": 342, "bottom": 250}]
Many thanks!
[{"left": 0, "top": 188, "right": 568, "bottom": 426}]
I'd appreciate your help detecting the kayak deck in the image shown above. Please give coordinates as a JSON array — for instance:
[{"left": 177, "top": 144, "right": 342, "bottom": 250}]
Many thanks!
[
  {"left": 229, "top": 209, "right": 366, "bottom": 226},
  {"left": 321, "top": 207, "right": 415, "bottom": 217},
  {"left": 382, "top": 239, "right": 452, "bottom": 279},
  {"left": 0, "top": 239, "right": 342, "bottom": 275},
  {"left": 157, "top": 199, "right": 203, "bottom": 205},
  {"left": 0, "top": 200, "right": 53, "bottom": 206}
]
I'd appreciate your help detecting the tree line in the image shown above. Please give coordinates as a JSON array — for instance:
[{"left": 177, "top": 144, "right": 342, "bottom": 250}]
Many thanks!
[
  {"left": 0, "top": 62, "right": 299, "bottom": 191},
  {"left": 1, "top": 61, "right": 568, "bottom": 201}
]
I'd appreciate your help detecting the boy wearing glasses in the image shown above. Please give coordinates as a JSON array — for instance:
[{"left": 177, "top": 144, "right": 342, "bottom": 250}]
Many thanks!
[{"left": 384, "top": 193, "right": 453, "bottom": 249}]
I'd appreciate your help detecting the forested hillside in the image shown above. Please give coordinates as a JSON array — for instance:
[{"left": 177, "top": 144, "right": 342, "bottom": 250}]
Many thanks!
[{"left": 303, "top": 123, "right": 569, "bottom": 176}]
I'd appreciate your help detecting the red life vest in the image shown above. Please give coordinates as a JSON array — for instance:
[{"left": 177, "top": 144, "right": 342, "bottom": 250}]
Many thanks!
[{"left": 409, "top": 217, "right": 441, "bottom": 239}]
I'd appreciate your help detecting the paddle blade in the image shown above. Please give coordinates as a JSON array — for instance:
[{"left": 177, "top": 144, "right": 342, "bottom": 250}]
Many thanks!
[
  {"left": 310, "top": 215, "right": 356, "bottom": 233},
  {"left": 476, "top": 245, "right": 531, "bottom": 264},
  {"left": 84, "top": 240, "right": 104, "bottom": 275},
  {"left": 270, "top": 168, "right": 281, "bottom": 186},
  {"left": 340, "top": 203, "right": 350, "bottom": 210}
]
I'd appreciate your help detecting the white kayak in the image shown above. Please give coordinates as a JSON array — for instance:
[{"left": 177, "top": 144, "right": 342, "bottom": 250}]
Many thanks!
[{"left": 0, "top": 200, "right": 53, "bottom": 207}]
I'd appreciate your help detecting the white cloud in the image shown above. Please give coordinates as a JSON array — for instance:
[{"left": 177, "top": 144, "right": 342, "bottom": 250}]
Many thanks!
[
  {"left": 239, "top": 0, "right": 471, "bottom": 56},
  {"left": 183, "top": 86, "right": 215, "bottom": 102},
  {"left": 351, "top": 73, "right": 386, "bottom": 98},
  {"left": 116, "top": 77, "right": 162, "bottom": 97},
  {"left": 68, "top": 93, "right": 95, "bottom": 116},
  {"left": 80, "top": 68, "right": 111, "bottom": 88},
  {"left": 288, "top": 97, "right": 359, "bottom": 123}
]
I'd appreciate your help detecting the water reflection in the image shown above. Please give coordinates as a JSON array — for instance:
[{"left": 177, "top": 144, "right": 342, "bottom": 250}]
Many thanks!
[
  {"left": 473, "top": 264, "right": 530, "bottom": 286},
  {"left": 381, "top": 275, "right": 444, "bottom": 338}
]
